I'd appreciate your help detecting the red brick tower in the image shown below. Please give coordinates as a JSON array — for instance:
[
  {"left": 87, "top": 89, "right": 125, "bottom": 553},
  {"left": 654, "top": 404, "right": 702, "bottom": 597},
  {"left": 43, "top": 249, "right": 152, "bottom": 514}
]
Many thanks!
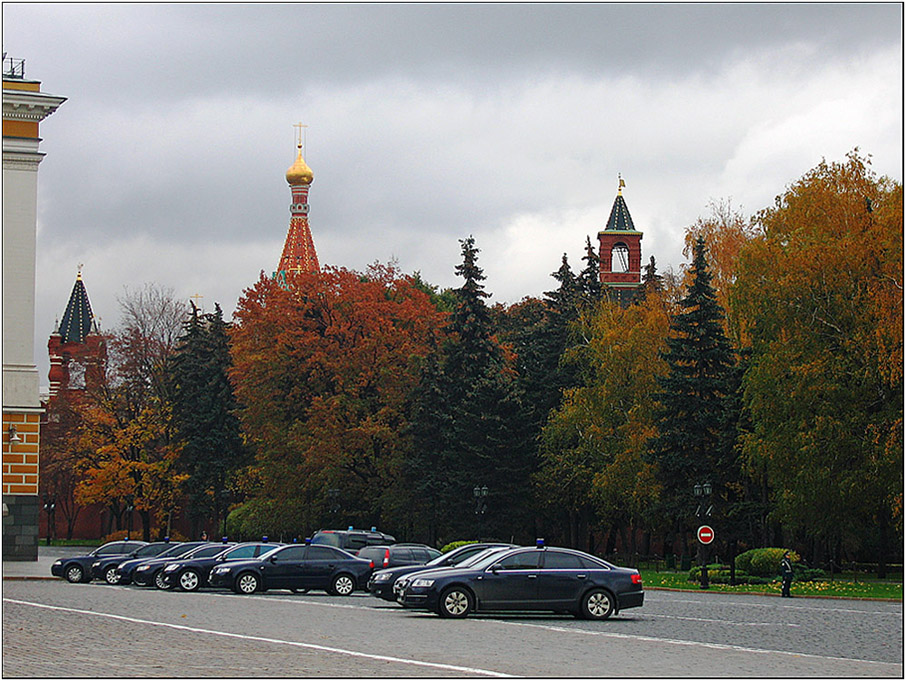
[
  {"left": 47, "top": 270, "right": 105, "bottom": 397},
  {"left": 598, "top": 176, "right": 643, "bottom": 305},
  {"left": 274, "top": 125, "right": 319, "bottom": 285}
]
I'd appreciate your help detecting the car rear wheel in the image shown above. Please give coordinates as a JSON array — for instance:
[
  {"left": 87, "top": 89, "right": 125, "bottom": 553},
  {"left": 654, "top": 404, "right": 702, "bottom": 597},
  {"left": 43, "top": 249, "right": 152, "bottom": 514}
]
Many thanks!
[
  {"left": 235, "top": 572, "right": 261, "bottom": 594},
  {"left": 438, "top": 586, "right": 473, "bottom": 618},
  {"left": 65, "top": 564, "right": 85, "bottom": 583},
  {"left": 154, "top": 570, "right": 171, "bottom": 590},
  {"left": 178, "top": 570, "right": 200, "bottom": 592},
  {"left": 580, "top": 589, "right": 615, "bottom": 620},
  {"left": 104, "top": 566, "right": 121, "bottom": 585},
  {"left": 329, "top": 573, "right": 355, "bottom": 596}
]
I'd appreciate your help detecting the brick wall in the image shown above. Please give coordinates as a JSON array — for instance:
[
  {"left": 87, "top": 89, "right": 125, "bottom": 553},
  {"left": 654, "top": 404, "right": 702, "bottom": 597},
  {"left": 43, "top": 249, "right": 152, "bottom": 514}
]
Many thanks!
[{"left": 3, "top": 412, "right": 40, "bottom": 494}]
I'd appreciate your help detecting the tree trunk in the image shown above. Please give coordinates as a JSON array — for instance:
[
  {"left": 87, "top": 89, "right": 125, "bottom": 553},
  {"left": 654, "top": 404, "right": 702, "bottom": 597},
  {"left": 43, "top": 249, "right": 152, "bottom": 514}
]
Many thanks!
[
  {"left": 877, "top": 507, "right": 888, "bottom": 579},
  {"left": 140, "top": 509, "right": 152, "bottom": 542}
]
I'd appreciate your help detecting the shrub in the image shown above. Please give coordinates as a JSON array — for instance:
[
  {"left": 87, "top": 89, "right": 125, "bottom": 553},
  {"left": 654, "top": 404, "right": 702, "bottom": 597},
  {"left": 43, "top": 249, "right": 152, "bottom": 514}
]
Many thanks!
[
  {"left": 686, "top": 565, "right": 773, "bottom": 585},
  {"left": 735, "top": 548, "right": 800, "bottom": 576},
  {"left": 440, "top": 540, "right": 480, "bottom": 554}
]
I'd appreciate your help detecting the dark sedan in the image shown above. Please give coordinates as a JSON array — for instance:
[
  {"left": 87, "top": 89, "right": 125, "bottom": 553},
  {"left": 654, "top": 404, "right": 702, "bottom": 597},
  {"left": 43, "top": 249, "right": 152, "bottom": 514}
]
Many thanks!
[
  {"left": 391, "top": 545, "right": 514, "bottom": 602},
  {"left": 208, "top": 543, "right": 374, "bottom": 595},
  {"left": 368, "top": 542, "right": 513, "bottom": 601},
  {"left": 400, "top": 544, "right": 644, "bottom": 619},
  {"left": 159, "top": 542, "right": 275, "bottom": 591},
  {"left": 91, "top": 541, "right": 178, "bottom": 584},
  {"left": 118, "top": 541, "right": 209, "bottom": 587},
  {"left": 51, "top": 540, "right": 148, "bottom": 583}
]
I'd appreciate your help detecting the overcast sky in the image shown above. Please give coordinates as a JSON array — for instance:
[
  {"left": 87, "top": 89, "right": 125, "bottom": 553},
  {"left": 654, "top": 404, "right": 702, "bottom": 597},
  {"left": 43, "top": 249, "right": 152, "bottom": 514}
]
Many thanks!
[{"left": 3, "top": 3, "right": 902, "bottom": 389}]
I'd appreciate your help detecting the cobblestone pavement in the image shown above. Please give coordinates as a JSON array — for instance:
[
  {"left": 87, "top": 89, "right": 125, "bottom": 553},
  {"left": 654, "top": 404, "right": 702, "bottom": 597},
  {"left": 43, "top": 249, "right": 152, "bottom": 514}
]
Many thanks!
[{"left": 3, "top": 579, "right": 902, "bottom": 678}]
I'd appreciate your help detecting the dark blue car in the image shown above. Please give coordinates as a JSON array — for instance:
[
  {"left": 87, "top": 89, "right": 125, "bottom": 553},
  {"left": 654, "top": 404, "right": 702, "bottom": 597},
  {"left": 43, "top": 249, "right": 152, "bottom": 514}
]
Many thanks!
[
  {"left": 208, "top": 543, "right": 373, "bottom": 595},
  {"left": 51, "top": 540, "right": 148, "bottom": 583},
  {"left": 368, "top": 542, "right": 514, "bottom": 601},
  {"left": 91, "top": 541, "right": 178, "bottom": 584},
  {"left": 158, "top": 542, "right": 275, "bottom": 591},
  {"left": 116, "top": 541, "right": 208, "bottom": 586},
  {"left": 400, "top": 544, "right": 644, "bottom": 619}
]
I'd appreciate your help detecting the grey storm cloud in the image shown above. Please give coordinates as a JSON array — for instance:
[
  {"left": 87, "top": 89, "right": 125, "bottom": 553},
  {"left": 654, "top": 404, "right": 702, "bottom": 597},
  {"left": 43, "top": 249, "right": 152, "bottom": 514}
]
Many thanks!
[{"left": 1, "top": 3, "right": 901, "bottom": 389}]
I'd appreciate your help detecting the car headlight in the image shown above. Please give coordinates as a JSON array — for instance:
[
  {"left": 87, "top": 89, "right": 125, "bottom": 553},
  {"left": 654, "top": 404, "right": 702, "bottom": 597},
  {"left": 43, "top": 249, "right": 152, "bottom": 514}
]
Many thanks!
[
  {"left": 53, "top": 559, "right": 62, "bottom": 566},
  {"left": 136, "top": 565, "right": 151, "bottom": 572},
  {"left": 374, "top": 573, "right": 392, "bottom": 582},
  {"left": 164, "top": 564, "right": 178, "bottom": 572},
  {"left": 411, "top": 578, "right": 435, "bottom": 588}
]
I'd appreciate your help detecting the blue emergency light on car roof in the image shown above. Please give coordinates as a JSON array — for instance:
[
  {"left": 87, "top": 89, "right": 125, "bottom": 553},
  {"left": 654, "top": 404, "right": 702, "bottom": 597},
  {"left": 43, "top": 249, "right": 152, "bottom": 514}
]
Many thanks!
[
  {"left": 348, "top": 526, "right": 354, "bottom": 531},
  {"left": 305, "top": 538, "right": 311, "bottom": 545},
  {"left": 222, "top": 536, "right": 228, "bottom": 543},
  {"left": 371, "top": 527, "right": 377, "bottom": 532},
  {"left": 536, "top": 538, "right": 545, "bottom": 548},
  {"left": 262, "top": 536, "right": 268, "bottom": 542}
]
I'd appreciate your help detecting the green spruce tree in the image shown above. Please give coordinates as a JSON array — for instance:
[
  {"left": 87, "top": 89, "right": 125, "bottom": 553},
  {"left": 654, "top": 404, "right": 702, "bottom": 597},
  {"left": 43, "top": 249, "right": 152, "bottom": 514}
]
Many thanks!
[
  {"left": 169, "top": 302, "right": 246, "bottom": 536},
  {"left": 649, "top": 237, "right": 738, "bottom": 527}
]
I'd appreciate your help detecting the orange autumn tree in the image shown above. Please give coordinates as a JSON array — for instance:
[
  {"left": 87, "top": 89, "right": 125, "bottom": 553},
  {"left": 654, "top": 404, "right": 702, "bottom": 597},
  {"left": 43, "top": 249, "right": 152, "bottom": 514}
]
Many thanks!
[
  {"left": 72, "top": 285, "right": 188, "bottom": 540},
  {"left": 732, "top": 151, "right": 903, "bottom": 573},
  {"left": 229, "top": 263, "right": 447, "bottom": 538}
]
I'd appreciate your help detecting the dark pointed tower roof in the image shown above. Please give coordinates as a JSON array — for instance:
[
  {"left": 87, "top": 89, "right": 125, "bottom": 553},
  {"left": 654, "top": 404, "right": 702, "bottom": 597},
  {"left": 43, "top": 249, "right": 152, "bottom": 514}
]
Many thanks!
[
  {"left": 604, "top": 193, "right": 639, "bottom": 232},
  {"left": 57, "top": 271, "right": 97, "bottom": 343}
]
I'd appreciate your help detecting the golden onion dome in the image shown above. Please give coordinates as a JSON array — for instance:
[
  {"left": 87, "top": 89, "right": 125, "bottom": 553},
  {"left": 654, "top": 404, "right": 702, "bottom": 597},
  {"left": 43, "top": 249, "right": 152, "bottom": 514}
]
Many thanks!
[{"left": 285, "top": 145, "right": 314, "bottom": 185}]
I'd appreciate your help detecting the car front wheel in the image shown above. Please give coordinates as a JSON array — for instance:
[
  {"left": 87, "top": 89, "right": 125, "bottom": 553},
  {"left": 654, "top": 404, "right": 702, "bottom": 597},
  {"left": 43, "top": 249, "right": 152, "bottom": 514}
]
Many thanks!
[
  {"left": 438, "top": 586, "right": 473, "bottom": 618},
  {"left": 329, "top": 574, "right": 355, "bottom": 596},
  {"left": 580, "top": 589, "right": 615, "bottom": 620},
  {"left": 104, "top": 566, "right": 121, "bottom": 585},
  {"left": 178, "top": 570, "right": 201, "bottom": 592},
  {"left": 235, "top": 572, "right": 261, "bottom": 594},
  {"left": 65, "top": 564, "right": 85, "bottom": 583},
  {"left": 154, "top": 570, "right": 171, "bottom": 590}
]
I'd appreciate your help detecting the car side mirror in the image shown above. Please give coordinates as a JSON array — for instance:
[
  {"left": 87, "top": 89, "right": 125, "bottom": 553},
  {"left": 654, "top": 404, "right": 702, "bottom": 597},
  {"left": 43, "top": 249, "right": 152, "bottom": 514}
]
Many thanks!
[
  {"left": 490, "top": 563, "right": 502, "bottom": 573},
  {"left": 269, "top": 556, "right": 278, "bottom": 563}
]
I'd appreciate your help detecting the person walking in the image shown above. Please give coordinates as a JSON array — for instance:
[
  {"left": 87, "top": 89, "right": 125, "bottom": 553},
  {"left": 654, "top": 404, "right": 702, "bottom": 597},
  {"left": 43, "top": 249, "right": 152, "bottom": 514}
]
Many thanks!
[{"left": 780, "top": 550, "right": 794, "bottom": 598}]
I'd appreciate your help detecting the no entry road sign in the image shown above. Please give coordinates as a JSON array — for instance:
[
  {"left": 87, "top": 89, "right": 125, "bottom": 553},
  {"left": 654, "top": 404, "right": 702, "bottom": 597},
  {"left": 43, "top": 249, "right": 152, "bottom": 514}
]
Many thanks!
[{"left": 697, "top": 525, "right": 715, "bottom": 545}]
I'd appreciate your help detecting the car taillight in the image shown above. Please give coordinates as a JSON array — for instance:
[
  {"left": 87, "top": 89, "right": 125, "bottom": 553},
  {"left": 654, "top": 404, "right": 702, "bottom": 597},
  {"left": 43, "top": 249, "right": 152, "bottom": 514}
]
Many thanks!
[
  {"left": 383, "top": 549, "right": 390, "bottom": 568},
  {"left": 369, "top": 560, "right": 374, "bottom": 569},
  {"left": 631, "top": 573, "right": 643, "bottom": 585}
]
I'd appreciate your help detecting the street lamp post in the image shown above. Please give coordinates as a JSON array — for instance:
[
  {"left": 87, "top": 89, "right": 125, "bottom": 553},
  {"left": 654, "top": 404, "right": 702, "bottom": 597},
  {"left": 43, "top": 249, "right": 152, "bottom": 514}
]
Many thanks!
[
  {"left": 42, "top": 496, "right": 55, "bottom": 546},
  {"left": 473, "top": 485, "right": 488, "bottom": 541},
  {"left": 694, "top": 482, "right": 712, "bottom": 589},
  {"left": 125, "top": 495, "right": 134, "bottom": 541}
]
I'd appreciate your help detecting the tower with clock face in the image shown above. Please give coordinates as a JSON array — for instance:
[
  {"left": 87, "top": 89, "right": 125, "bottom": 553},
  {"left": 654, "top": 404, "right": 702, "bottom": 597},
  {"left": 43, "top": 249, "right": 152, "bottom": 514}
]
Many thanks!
[
  {"left": 598, "top": 177, "right": 643, "bottom": 306},
  {"left": 274, "top": 126, "right": 319, "bottom": 286}
]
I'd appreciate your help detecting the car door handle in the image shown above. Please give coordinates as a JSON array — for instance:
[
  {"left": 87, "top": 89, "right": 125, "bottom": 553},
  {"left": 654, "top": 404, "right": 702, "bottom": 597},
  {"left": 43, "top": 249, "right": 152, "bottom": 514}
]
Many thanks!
[
  {"left": 528, "top": 574, "right": 537, "bottom": 579},
  {"left": 577, "top": 574, "right": 587, "bottom": 579}
]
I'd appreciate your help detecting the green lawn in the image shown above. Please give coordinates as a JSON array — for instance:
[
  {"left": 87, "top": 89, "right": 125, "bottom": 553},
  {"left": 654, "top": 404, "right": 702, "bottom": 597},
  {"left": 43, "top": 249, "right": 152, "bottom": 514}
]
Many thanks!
[{"left": 640, "top": 569, "right": 903, "bottom": 600}]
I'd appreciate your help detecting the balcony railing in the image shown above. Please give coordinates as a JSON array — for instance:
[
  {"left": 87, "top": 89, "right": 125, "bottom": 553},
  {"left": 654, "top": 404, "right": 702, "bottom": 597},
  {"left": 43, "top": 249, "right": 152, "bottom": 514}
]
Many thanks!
[{"left": 3, "top": 56, "right": 26, "bottom": 79}]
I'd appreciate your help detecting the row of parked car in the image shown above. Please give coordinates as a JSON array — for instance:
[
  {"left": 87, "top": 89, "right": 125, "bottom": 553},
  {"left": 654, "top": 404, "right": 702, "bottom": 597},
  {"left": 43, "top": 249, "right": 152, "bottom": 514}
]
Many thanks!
[{"left": 51, "top": 529, "right": 645, "bottom": 619}]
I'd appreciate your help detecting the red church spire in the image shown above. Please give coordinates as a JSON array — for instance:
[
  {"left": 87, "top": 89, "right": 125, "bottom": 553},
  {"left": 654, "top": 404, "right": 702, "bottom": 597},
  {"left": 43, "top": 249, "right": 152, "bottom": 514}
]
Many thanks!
[{"left": 274, "top": 124, "right": 319, "bottom": 285}]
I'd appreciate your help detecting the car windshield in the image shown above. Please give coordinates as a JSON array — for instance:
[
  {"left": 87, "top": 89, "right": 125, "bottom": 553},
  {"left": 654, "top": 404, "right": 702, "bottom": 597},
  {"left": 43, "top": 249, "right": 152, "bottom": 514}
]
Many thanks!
[
  {"left": 135, "top": 544, "right": 168, "bottom": 557},
  {"left": 155, "top": 544, "right": 190, "bottom": 558},
  {"left": 258, "top": 545, "right": 283, "bottom": 560},
  {"left": 467, "top": 548, "right": 525, "bottom": 571},
  {"left": 310, "top": 533, "right": 341, "bottom": 547}
]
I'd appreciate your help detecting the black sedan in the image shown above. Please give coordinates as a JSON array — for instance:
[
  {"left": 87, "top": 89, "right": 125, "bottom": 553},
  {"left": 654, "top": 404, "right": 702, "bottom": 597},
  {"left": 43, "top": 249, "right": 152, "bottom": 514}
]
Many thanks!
[
  {"left": 368, "top": 542, "right": 513, "bottom": 601},
  {"left": 400, "top": 544, "right": 644, "bottom": 619},
  {"left": 118, "top": 541, "right": 210, "bottom": 587},
  {"left": 91, "top": 541, "right": 177, "bottom": 584},
  {"left": 51, "top": 540, "right": 148, "bottom": 583},
  {"left": 391, "top": 545, "right": 514, "bottom": 602},
  {"left": 158, "top": 542, "right": 275, "bottom": 591},
  {"left": 208, "top": 543, "right": 373, "bottom": 595}
]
